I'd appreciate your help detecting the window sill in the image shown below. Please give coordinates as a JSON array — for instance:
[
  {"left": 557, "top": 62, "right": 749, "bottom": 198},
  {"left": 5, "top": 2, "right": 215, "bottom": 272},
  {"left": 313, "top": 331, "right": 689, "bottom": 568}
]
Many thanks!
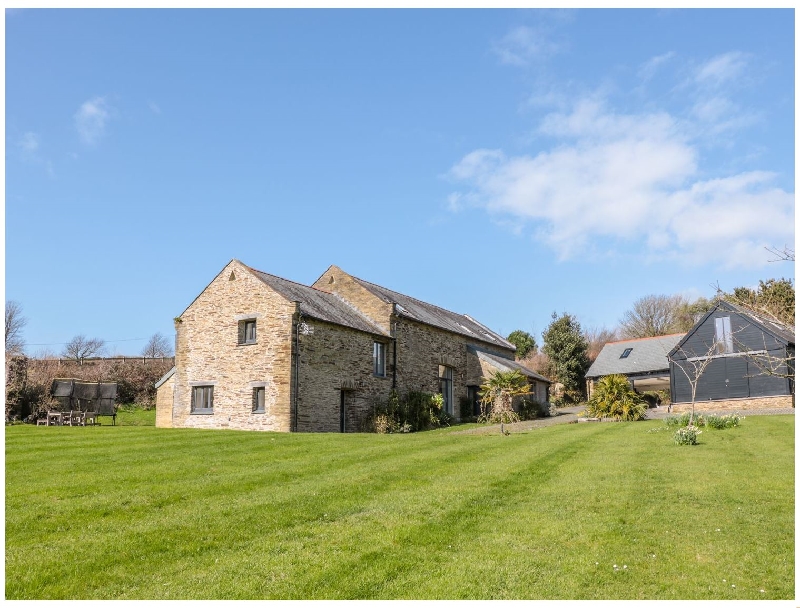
[
  {"left": 191, "top": 410, "right": 214, "bottom": 415},
  {"left": 237, "top": 341, "right": 258, "bottom": 347},
  {"left": 252, "top": 410, "right": 265, "bottom": 414}
]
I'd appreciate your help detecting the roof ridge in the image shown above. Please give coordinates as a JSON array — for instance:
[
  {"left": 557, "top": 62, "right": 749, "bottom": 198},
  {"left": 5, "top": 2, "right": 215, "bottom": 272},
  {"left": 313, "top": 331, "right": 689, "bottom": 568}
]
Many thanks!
[
  {"left": 351, "top": 274, "right": 508, "bottom": 340},
  {"left": 607, "top": 333, "right": 685, "bottom": 345},
  {"left": 245, "top": 263, "right": 331, "bottom": 296},
  {"left": 720, "top": 298, "right": 795, "bottom": 333}
]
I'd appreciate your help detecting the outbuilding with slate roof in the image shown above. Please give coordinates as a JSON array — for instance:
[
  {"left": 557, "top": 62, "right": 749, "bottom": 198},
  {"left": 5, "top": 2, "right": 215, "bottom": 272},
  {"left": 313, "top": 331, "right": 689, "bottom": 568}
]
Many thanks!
[
  {"left": 159, "top": 259, "right": 549, "bottom": 432},
  {"left": 585, "top": 333, "right": 684, "bottom": 398}
]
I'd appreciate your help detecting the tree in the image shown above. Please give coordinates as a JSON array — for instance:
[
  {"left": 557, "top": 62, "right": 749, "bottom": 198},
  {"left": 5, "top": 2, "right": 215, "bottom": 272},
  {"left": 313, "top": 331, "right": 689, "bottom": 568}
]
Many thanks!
[
  {"left": 765, "top": 245, "right": 795, "bottom": 262},
  {"left": 726, "top": 278, "right": 794, "bottom": 327},
  {"left": 583, "top": 326, "right": 619, "bottom": 364},
  {"left": 673, "top": 297, "right": 714, "bottom": 332},
  {"left": 619, "top": 294, "right": 688, "bottom": 338},
  {"left": 669, "top": 341, "right": 718, "bottom": 427},
  {"left": 61, "top": 335, "right": 106, "bottom": 363},
  {"left": 478, "top": 369, "right": 529, "bottom": 430},
  {"left": 585, "top": 374, "right": 646, "bottom": 421},
  {"left": 542, "top": 312, "right": 590, "bottom": 403},
  {"left": 507, "top": 330, "right": 537, "bottom": 360},
  {"left": 5, "top": 300, "right": 27, "bottom": 355},
  {"left": 141, "top": 332, "right": 173, "bottom": 358}
]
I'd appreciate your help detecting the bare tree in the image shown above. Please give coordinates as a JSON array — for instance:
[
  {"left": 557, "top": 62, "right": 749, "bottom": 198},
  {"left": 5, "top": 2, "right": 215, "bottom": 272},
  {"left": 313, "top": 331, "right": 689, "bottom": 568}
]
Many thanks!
[
  {"left": 765, "top": 245, "right": 795, "bottom": 262},
  {"left": 583, "top": 326, "right": 619, "bottom": 363},
  {"left": 619, "top": 294, "right": 689, "bottom": 339},
  {"left": 5, "top": 300, "right": 27, "bottom": 355},
  {"left": 141, "top": 332, "right": 173, "bottom": 358},
  {"left": 669, "top": 341, "right": 719, "bottom": 426},
  {"left": 61, "top": 335, "right": 106, "bottom": 363}
]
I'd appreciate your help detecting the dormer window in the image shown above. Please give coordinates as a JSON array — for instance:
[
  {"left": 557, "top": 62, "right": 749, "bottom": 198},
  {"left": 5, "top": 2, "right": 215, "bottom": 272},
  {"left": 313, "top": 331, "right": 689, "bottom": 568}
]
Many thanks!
[
  {"left": 238, "top": 319, "right": 257, "bottom": 345},
  {"left": 620, "top": 348, "right": 633, "bottom": 359}
]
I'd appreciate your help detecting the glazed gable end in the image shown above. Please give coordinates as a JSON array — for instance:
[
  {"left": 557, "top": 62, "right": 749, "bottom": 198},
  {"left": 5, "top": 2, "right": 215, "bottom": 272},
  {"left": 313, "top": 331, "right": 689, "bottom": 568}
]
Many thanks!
[
  {"left": 668, "top": 300, "right": 793, "bottom": 403},
  {"left": 172, "top": 259, "right": 296, "bottom": 431}
]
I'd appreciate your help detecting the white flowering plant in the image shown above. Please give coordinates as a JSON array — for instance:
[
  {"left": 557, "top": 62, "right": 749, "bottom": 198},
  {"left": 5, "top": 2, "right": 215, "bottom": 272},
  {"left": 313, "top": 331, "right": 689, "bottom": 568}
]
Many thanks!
[{"left": 673, "top": 425, "right": 701, "bottom": 445}]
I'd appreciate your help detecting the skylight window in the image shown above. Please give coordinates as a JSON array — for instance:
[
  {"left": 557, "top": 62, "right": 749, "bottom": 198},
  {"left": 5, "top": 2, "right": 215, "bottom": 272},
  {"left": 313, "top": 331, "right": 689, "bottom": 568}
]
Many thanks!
[{"left": 620, "top": 348, "right": 633, "bottom": 359}]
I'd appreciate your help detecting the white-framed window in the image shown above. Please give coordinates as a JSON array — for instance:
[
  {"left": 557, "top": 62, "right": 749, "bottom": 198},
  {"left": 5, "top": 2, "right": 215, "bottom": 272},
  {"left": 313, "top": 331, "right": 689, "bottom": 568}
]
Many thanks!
[
  {"left": 238, "top": 319, "right": 257, "bottom": 345},
  {"left": 373, "top": 342, "right": 386, "bottom": 377},
  {"left": 715, "top": 316, "right": 733, "bottom": 354},
  {"left": 252, "top": 386, "right": 265, "bottom": 413},
  {"left": 191, "top": 385, "right": 214, "bottom": 414}
]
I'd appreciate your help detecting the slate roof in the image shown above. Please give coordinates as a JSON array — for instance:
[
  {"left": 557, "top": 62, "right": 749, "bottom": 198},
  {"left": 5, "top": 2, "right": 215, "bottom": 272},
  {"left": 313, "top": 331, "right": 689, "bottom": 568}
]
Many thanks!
[
  {"left": 720, "top": 300, "right": 794, "bottom": 344},
  {"left": 247, "top": 266, "right": 389, "bottom": 337},
  {"left": 586, "top": 333, "right": 684, "bottom": 379},
  {"left": 472, "top": 348, "right": 551, "bottom": 383},
  {"left": 155, "top": 366, "right": 176, "bottom": 389},
  {"left": 348, "top": 275, "right": 515, "bottom": 350}
]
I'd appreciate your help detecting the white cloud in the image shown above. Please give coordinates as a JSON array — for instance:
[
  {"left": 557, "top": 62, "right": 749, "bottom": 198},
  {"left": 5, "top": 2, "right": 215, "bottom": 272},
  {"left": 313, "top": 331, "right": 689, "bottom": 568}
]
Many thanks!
[
  {"left": 492, "top": 25, "right": 563, "bottom": 66},
  {"left": 694, "top": 52, "right": 749, "bottom": 89},
  {"left": 74, "top": 96, "right": 112, "bottom": 144},
  {"left": 19, "top": 131, "right": 40, "bottom": 153},
  {"left": 148, "top": 101, "right": 162, "bottom": 115},
  {"left": 447, "top": 99, "right": 793, "bottom": 269},
  {"left": 638, "top": 51, "right": 676, "bottom": 81}
]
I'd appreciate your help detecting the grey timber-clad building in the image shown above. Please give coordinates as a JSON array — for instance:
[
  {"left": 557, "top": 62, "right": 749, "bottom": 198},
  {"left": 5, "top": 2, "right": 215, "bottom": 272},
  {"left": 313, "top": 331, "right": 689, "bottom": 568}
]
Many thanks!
[
  {"left": 668, "top": 299, "right": 794, "bottom": 411},
  {"left": 585, "top": 333, "right": 685, "bottom": 397}
]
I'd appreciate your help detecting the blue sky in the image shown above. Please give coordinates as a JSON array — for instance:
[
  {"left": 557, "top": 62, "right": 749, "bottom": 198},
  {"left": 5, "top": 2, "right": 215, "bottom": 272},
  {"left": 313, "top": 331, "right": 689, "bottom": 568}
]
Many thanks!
[{"left": 5, "top": 8, "right": 795, "bottom": 355}]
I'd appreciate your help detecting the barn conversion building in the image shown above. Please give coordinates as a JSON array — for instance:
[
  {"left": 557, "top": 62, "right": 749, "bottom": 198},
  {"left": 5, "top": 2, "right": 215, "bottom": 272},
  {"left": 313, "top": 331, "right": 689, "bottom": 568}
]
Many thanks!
[
  {"left": 156, "top": 259, "right": 550, "bottom": 432},
  {"left": 668, "top": 299, "right": 794, "bottom": 411}
]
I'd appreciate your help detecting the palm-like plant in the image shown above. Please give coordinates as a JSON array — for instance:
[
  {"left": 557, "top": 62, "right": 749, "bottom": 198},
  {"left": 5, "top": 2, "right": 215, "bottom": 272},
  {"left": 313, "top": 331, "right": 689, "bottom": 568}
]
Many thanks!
[
  {"left": 478, "top": 370, "right": 530, "bottom": 427},
  {"left": 585, "top": 374, "right": 646, "bottom": 421}
]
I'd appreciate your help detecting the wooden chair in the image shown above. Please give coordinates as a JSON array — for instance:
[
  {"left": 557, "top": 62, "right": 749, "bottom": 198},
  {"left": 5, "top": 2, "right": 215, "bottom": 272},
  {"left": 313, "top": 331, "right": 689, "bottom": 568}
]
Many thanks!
[
  {"left": 71, "top": 411, "right": 86, "bottom": 426},
  {"left": 85, "top": 411, "right": 98, "bottom": 426},
  {"left": 61, "top": 411, "right": 74, "bottom": 426},
  {"left": 46, "top": 411, "right": 63, "bottom": 426}
]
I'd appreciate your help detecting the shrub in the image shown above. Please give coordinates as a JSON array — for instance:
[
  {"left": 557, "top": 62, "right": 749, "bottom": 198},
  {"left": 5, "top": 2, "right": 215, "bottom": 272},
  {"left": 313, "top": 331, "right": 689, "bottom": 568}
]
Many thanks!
[
  {"left": 665, "top": 412, "right": 706, "bottom": 428},
  {"left": 459, "top": 396, "right": 476, "bottom": 421},
  {"left": 585, "top": 375, "right": 646, "bottom": 421},
  {"left": 705, "top": 414, "right": 743, "bottom": 429},
  {"left": 478, "top": 370, "right": 528, "bottom": 425},
  {"left": 674, "top": 425, "right": 701, "bottom": 445},
  {"left": 517, "top": 398, "right": 537, "bottom": 421},
  {"left": 368, "top": 390, "right": 445, "bottom": 433}
]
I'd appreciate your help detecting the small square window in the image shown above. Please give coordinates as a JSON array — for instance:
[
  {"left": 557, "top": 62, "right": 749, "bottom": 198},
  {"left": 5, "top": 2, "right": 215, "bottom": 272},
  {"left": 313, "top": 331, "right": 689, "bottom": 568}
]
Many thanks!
[
  {"left": 252, "top": 387, "right": 265, "bottom": 413},
  {"left": 620, "top": 348, "right": 633, "bottom": 359},
  {"left": 191, "top": 386, "right": 214, "bottom": 413},
  {"left": 373, "top": 342, "right": 386, "bottom": 377},
  {"left": 238, "top": 319, "right": 257, "bottom": 344}
]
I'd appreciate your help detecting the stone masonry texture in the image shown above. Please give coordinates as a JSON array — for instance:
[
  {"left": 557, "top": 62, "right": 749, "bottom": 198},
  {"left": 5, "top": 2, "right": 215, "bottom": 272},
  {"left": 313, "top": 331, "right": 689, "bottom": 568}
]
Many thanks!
[{"left": 166, "top": 260, "right": 548, "bottom": 432}]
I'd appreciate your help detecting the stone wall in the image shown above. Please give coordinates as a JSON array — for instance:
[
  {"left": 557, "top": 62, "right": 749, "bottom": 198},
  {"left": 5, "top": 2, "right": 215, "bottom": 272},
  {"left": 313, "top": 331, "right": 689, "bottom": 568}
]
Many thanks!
[
  {"left": 670, "top": 394, "right": 794, "bottom": 412},
  {"left": 295, "top": 319, "right": 391, "bottom": 432},
  {"left": 155, "top": 373, "right": 174, "bottom": 428},
  {"left": 394, "top": 317, "right": 515, "bottom": 420},
  {"left": 172, "top": 260, "right": 295, "bottom": 432}
]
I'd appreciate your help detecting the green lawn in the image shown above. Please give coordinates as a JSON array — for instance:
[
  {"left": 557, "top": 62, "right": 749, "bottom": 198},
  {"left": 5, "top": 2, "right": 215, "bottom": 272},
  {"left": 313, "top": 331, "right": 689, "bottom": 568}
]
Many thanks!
[{"left": 5, "top": 415, "right": 794, "bottom": 599}]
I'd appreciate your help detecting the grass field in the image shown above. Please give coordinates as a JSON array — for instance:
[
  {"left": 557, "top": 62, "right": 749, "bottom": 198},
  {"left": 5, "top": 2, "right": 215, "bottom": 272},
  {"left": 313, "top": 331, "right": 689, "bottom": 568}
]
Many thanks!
[{"left": 5, "top": 415, "right": 794, "bottom": 599}]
